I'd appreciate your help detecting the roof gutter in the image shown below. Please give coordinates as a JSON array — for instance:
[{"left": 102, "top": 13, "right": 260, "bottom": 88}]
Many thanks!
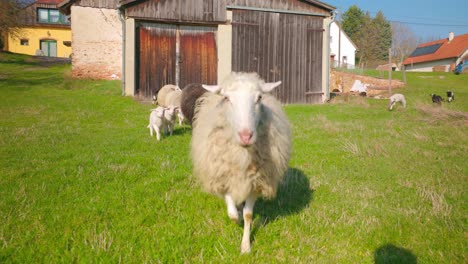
[
  {"left": 118, "top": 6, "right": 126, "bottom": 96},
  {"left": 226, "top": 5, "right": 328, "bottom": 17},
  {"left": 325, "top": 10, "right": 336, "bottom": 102}
]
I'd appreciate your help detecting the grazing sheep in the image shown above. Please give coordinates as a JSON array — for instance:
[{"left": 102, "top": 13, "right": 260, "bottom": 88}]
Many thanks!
[
  {"left": 180, "top": 83, "right": 207, "bottom": 125},
  {"left": 446, "top": 91, "right": 455, "bottom": 102},
  {"left": 431, "top": 94, "right": 444, "bottom": 105},
  {"left": 147, "top": 107, "right": 166, "bottom": 141},
  {"left": 388, "top": 93, "right": 406, "bottom": 110},
  {"left": 191, "top": 72, "right": 292, "bottom": 253},
  {"left": 165, "top": 89, "right": 182, "bottom": 108},
  {"left": 156, "top": 84, "right": 180, "bottom": 107}
]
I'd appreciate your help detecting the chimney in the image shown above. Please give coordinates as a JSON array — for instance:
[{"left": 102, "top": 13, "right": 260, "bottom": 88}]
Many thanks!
[{"left": 449, "top": 32, "right": 454, "bottom": 42}]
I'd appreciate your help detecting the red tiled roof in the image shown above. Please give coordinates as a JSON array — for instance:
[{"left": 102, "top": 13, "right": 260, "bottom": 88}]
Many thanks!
[
  {"left": 403, "top": 34, "right": 468, "bottom": 65},
  {"left": 36, "top": 0, "right": 63, "bottom": 4}
]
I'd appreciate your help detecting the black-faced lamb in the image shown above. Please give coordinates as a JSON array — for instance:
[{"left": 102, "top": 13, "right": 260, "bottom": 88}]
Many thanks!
[
  {"left": 190, "top": 72, "right": 292, "bottom": 253},
  {"left": 388, "top": 93, "right": 406, "bottom": 110},
  {"left": 431, "top": 94, "right": 443, "bottom": 105},
  {"left": 446, "top": 91, "right": 454, "bottom": 102}
]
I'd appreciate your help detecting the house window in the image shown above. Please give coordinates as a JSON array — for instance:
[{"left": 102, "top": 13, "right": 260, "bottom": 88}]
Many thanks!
[
  {"left": 37, "top": 8, "right": 70, "bottom": 25},
  {"left": 20, "top": 39, "right": 29, "bottom": 46}
]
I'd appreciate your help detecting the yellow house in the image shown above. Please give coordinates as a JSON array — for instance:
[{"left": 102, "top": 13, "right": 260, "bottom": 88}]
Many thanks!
[{"left": 5, "top": 0, "right": 72, "bottom": 58}]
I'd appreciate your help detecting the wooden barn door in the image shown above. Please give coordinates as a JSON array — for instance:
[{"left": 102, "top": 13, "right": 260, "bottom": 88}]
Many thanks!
[
  {"left": 137, "top": 23, "right": 177, "bottom": 98},
  {"left": 137, "top": 23, "right": 217, "bottom": 99},
  {"left": 179, "top": 26, "right": 218, "bottom": 87},
  {"left": 232, "top": 10, "right": 323, "bottom": 104}
]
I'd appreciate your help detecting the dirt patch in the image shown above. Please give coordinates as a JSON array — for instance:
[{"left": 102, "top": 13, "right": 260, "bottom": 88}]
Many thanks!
[{"left": 331, "top": 70, "right": 405, "bottom": 97}]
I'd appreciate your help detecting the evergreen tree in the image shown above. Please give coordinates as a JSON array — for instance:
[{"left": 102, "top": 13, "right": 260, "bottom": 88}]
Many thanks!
[
  {"left": 341, "top": 5, "right": 365, "bottom": 41},
  {"left": 373, "top": 11, "right": 392, "bottom": 61}
]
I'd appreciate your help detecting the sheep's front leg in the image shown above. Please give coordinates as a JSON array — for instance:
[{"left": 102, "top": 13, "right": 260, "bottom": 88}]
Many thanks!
[
  {"left": 241, "top": 194, "right": 256, "bottom": 254},
  {"left": 153, "top": 125, "right": 161, "bottom": 141},
  {"left": 225, "top": 194, "right": 239, "bottom": 223}
]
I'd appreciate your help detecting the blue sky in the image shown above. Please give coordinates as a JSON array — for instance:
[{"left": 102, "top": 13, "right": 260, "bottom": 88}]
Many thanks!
[{"left": 325, "top": 0, "right": 468, "bottom": 42}]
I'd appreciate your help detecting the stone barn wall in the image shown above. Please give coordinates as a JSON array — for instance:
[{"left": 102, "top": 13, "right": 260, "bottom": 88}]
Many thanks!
[{"left": 71, "top": 6, "right": 122, "bottom": 79}]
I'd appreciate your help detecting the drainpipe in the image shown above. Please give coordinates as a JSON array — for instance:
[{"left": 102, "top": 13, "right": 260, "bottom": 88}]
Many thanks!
[
  {"left": 325, "top": 10, "right": 336, "bottom": 101},
  {"left": 118, "top": 7, "right": 126, "bottom": 96}
]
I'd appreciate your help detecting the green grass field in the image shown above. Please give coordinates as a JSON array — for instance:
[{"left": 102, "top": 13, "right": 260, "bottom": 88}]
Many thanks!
[{"left": 0, "top": 52, "right": 466, "bottom": 263}]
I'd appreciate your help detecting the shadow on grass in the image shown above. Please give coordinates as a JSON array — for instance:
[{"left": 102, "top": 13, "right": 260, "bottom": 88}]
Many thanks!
[
  {"left": 374, "top": 244, "right": 417, "bottom": 264},
  {"left": 253, "top": 167, "right": 313, "bottom": 228}
]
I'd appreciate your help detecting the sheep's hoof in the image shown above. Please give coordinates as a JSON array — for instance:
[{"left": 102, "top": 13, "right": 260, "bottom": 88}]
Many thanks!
[
  {"left": 240, "top": 243, "right": 251, "bottom": 254},
  {"left": 228, "top": 211, "right": 240, "bottom": 224}
]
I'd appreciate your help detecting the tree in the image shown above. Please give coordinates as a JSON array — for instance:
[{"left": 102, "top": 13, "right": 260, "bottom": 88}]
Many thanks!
[
  {"left": 341, "top": 6, "right": 393, "bottom": 67},
  {"left": 391, "top": 22, "right": 418, "bottom": 66},
  {"left": 354, "top": 12, "right": 379, "bottom": 67},
  {"left": 341, "top": 5, "right": 365, "bottom": 41},
  {"left": 0, "top": 0, "right": 31, "bottom": 49},
  {"left": 373, "top": 11, "right": 392, "bottom": 61}
]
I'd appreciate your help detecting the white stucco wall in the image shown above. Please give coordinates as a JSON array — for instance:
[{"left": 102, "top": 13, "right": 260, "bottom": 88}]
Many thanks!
[
  {"left": 124, "top": 18, "right": 135, "bottom": 96},
  {"left": 330, "top": 22, "right": 356, "bottom": 68},
  {"left": 71, "top": 6, "right": 122, "bottom": 79},
  {"left": 405, "top": 58, "right": 455, "bottom": 72},
  {"left": 217, "top": 11, "right": 232, "bottom": 82}
]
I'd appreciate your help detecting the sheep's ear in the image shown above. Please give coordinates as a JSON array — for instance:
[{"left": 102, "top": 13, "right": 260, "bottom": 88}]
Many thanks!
[
  {"left": 261, "top": 81, "right": 282, "bottom": 93},
  {"left": 202, "top": 85, "right": 221, "bottom": 94}
]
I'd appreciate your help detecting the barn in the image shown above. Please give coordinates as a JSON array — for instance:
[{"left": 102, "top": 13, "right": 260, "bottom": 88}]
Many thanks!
[{"left": 121, "top": 0, "right": 334, "bottom": 104}]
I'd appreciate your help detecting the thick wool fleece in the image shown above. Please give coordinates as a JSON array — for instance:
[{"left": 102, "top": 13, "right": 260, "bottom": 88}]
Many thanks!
[{"left": 191, "top": 91, "right": 291, "bottom": 205}]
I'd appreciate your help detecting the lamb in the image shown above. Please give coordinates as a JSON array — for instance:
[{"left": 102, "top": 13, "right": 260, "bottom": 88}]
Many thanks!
[
  {"left": 163, "top": 105, "right": 178, "bottom": 136},
  {"left": 446, "top": 91, "right": 455, "bottom": 102},
  {"left": 190, "top": 72, "right": 292, "bottom": 253},
  {"left": 147, "top": 107, "right": 166, "bottom": 141},
  {"left": 156, "top": 84, "right": 180, "bottom": 107},
  {"left": 180, "top": 83, "right": 207, "bottom": 125},
  {"left": 431, "top": 94, "right": 444, "bottom": 105},
  {"left": 388, "top": 93, "right": 406, "bottom": 110},
  {"left": 147, "top": 105, "right": 178, "bottom": 141}
]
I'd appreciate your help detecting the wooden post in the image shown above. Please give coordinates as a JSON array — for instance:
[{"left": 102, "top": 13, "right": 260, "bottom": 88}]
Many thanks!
[
  {"left": 402, "top": 64, "right": 407, "bottom": 84},
  {"left": 388, "top": 48, "right": 392, "bottom": 96}
]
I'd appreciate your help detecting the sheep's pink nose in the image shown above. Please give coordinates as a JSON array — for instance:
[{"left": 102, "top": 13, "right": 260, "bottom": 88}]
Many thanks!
[{"left": 238, "top": 130, "right": 253, "bottom": 145}]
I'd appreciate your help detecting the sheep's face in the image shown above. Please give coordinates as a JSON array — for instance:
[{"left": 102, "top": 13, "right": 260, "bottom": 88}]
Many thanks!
[
  {"left": 203, "top": 79, "right": 281, "bottom": 147},
  {"left": 153, "top": 107, "right": 165, "bottom": 118}
]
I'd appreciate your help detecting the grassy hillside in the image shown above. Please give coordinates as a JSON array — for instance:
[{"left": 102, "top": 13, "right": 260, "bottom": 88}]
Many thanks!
[{"left": 0, "top": 52, "right": 466, "bottom": 263}]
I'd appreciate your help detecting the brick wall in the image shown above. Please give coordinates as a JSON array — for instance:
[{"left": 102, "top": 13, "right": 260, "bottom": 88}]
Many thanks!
[{"left": 71, "top": 6, "right": 122, "bottom": 79}]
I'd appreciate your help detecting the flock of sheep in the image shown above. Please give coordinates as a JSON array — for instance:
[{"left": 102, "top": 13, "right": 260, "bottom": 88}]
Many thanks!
[
  {"left": 146, "top": 72, "right": 455, "bottom": 253},
  {"left": 148, "top": 72, "right": 291, "bottom": 253},
  {"left": 387, "top": 90, "right": 455, "bottom": 111}
]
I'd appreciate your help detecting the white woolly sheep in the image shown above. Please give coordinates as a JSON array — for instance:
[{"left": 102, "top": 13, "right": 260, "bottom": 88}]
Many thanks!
[
  {"left": 165, "top": 89, "right": 182, "bottom": 108},
  {"left": 191, "top": 72, "right": 292, "bottom": 254},
  {"left": 156, "top": 84, "right": 180, "bottom": 107},
  {"left": 147, "top": 107, "right": 166, "bottom": 141},
  {"left": 388, "top": 93, "right": 406, "bottom": 110}
]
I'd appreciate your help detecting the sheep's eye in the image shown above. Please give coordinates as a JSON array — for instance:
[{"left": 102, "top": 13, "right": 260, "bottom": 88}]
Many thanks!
[
  {"left": 256, "top": 94, "right": 262, "bottom": 103},
  {"left": 223, "top": 96, "right": 230, "bottom": 102}
]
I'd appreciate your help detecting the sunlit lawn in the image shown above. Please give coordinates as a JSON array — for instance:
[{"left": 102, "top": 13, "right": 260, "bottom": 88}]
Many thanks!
[{"left": 0, "top": 52, "right": 466, "bottom": 263}]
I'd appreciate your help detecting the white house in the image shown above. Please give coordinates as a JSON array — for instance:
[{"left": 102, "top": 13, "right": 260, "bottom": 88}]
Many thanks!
[{"left": 330, "top": 21, "right": 357, "bottom": 69}]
